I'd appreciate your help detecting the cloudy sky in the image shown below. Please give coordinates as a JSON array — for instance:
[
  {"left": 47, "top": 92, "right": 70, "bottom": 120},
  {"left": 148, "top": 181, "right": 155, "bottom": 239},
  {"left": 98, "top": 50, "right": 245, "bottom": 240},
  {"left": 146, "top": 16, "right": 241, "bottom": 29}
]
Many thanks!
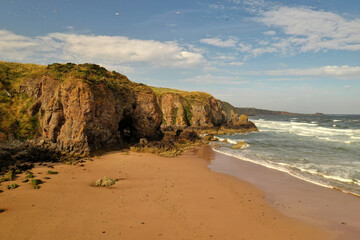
[{"left": 1, "top": 0, "right": 359, "bottom": 114}]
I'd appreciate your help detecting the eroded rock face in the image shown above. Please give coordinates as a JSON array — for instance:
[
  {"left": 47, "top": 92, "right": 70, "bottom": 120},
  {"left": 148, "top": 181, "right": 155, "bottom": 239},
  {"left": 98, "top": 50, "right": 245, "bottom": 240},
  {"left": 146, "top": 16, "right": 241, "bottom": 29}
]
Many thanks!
[
  {"left": 132, "top": 85, "right": 163, "bottom": 140},
  {"left": 158, "top": 93, "right": 188, "bottom": 127},
  {"left": 155, "top": 90, "right": 257, "bottom": 133},
  {"left": 157, "top": 92, "right": 225, "bottom": 129},
  {"left": 20, "top": 68, "right": 162, "bottom": 155}
]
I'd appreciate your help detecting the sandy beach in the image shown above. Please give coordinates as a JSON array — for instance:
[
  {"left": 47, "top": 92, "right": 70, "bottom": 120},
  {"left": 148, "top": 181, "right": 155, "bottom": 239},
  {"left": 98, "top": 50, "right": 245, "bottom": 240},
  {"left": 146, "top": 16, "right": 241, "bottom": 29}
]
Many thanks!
[
  {"left": 209, "top": 148, "right": 360, "bottom": 240},
  {"left": 0, "top": 146, "right": 335, "bottom": 240}
]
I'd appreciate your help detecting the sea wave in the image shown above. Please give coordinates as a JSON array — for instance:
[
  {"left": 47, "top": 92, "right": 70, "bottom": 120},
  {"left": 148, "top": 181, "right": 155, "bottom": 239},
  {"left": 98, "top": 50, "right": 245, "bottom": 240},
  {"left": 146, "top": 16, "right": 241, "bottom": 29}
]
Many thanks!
[
  {"left": 215, "top": 137, "right": 250, "bottom": 149},
  {"left": 216, "top": 137, "right": 238, "bottom": 145},
  {"left": 253, "top": 119, "right": 360, "bottom": 143},
  {"left": 213, "top": 147, "right": 360, "bottom": 193}
]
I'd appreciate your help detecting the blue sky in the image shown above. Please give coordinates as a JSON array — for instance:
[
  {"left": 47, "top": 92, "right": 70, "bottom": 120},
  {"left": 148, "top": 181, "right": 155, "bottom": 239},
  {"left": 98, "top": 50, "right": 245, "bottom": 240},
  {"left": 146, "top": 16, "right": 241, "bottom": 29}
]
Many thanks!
[{"left": 1, "top": 0, "right": 359, "bottom": 114}]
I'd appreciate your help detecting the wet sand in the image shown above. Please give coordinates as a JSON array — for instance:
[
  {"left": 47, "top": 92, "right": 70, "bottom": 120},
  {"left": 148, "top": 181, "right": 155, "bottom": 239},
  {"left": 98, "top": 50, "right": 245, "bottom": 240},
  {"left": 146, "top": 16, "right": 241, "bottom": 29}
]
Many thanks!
[
  {"left": 208, "top": 147, "right": 360, "bottom": 240},
  {"left": 0, "top": 147, "right": 334, "bottom": 240}
]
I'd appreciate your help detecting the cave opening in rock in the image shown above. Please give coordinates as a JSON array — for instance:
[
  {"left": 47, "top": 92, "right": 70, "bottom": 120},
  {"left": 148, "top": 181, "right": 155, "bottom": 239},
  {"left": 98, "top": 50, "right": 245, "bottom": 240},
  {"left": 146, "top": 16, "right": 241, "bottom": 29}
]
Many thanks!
[{"left": 118, "top": 117, "right": 136, "bottom": 143}]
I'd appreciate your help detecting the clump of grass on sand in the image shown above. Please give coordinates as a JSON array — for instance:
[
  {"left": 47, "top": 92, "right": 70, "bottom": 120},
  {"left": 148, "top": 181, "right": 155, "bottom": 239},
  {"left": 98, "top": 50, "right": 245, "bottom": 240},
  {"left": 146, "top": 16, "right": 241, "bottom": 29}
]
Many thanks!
[
  {"left": 7, "top": 183, "right": 19, "bottom": 190},
  {"left": 29, "top": 178, "right": 43, "bottom": 189},
  {"left": 25, "top": 172, "right": 34, "bottom": 178},
  {"left": 0, "top": 171, "right": 15, "bottom": 182},
  {"left": 95, "top": 176, "right": 117, "bottom": 187},
  {"left": 47, "top": 170, "right": 58, "bottom": 175}
]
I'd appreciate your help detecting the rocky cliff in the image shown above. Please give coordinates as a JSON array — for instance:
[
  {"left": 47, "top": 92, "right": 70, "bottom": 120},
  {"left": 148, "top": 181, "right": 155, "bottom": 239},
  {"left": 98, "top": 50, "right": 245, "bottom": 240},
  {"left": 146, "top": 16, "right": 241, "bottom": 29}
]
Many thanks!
[
  {"left": 1, "top": 62, "right": 162, "bottom": 157},
  {"left": 0, "top": 61, "right": 257, "bottom": 164},
  {"left": 151, "top": 87, "right": 257, "bottom": 133},
  {"left": 152, "top": 87, "right": 223, "bottom": 128}
]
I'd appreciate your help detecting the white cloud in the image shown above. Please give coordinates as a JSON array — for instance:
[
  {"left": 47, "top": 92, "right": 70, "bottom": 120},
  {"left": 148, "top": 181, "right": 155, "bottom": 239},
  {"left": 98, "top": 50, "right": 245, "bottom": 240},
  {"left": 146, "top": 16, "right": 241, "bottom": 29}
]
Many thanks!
[
  {"left": 258, "top": 7, "right": 360, "bottom": 52},
  {"left": 228, "top": 6, "right": 360, "bottom": 59},
  {"left": 237, "top": 42, "right": 276, "bottom": 59},
  {"left": 0, "top": 30, "right": 39, "bottom": 61},
  {"left": 209, "top": 4, "right": 225, "bottom": 10},
  {"left": 228, "top": 61, "right": 244, "bottom": 66},
  {"left": 266, "top": 66, "right": 360, "bottom": 80},
  {"left": 200, "top": 38, "right": 237, "bottom": 47},
  {"left": 184, "top": 73, "right": 246, "bottom": 84},
  {"left": 263, "top": 30, "right": 276, "bottom": 36},
  {"left": 238, "top": 43, "right": 252, "bottom": 52},
  {"left": 0, "top": 30, "right": 205, "bottom": 68},
  {"left": 211, "top": 54, "right": 237, "bottom": 60}
]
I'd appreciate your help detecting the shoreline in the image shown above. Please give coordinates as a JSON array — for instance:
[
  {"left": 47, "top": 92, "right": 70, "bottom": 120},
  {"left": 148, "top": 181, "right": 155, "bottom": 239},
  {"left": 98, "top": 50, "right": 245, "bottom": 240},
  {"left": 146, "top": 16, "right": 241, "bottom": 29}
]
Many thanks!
[
  {"left": 0, "top": 146, "right": 334, "bottom": 240},
  {"left": 212, "top": 147, "right": 360, "bottom": 197},
  {"left": 207, "top": 146, "right": 360, "bottom": 240}
]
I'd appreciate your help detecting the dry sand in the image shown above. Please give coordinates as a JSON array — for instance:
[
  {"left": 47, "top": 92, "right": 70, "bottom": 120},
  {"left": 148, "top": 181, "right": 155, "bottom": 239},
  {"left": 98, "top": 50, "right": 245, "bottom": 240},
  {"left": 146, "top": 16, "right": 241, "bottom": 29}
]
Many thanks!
[{"left": 0, "top": 146, "right": 334, "bottom": 240}]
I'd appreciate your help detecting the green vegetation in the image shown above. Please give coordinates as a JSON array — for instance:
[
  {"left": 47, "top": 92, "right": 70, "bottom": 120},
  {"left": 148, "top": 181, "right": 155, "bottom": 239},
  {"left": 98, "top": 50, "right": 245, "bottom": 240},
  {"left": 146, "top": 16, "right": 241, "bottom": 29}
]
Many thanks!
[
  {"left": 0, "top": 61, "right": 45, "bottom": 139},
  {"left": 150, "top": 86, "right": 212, "bottom": 104},
  {"left": 29, "top": 178, "right": 42, "bottom": 189},
  {"left": 172, "top": 107, "right": 178, "bottom": 125},
  {"left": 0, "top": 61, "right": 139, "bottom": 140},
  {"left": 45, "top": 63, "right": 135, "bottom": 90},
  {"left": 183, "top": 104, "right": 192, "bottom": 124},
  {"left": 95, "top": 176, "right": 116, "bottom": 187},
  {"left": 7, "top": 183, "right": 19, "bottom": 189},
  {"left": 25, "top": 172, "right": 34, "bottom": 178},
  {"left": 0, "top": 171, "right": 15, "bottom": 182},
  {"left": 47, "top": 170, "right": 58, "bottom": 175}
]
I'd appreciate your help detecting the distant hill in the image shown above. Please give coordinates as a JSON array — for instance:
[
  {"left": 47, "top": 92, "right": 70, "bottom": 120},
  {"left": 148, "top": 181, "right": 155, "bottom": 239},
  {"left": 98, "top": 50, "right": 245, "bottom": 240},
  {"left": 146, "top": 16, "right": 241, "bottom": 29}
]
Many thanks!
[{"left": 219, "top": 101, "right": 299, "bottom": 116}]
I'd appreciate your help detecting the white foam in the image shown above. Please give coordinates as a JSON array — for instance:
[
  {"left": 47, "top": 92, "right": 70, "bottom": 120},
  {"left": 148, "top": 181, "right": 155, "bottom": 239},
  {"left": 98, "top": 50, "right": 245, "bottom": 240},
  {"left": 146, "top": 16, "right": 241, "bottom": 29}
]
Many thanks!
[
  {"left": 333, "top": 119, "right": 342, "bottom": 122},
  {"left": 321, "top": 174, "right": 358, "bottom": 184},
  {"left": 253, "top": 119, "right": 360, "bottom": 144},
  {"left": 239, "top": 143, "right": 250, "bottom": 149},
  {"left": 216, "top": 137, "right": 238, "bottom": 145},
  {"left": 212, "top": 148, "right": 332, "bottom": 189}
]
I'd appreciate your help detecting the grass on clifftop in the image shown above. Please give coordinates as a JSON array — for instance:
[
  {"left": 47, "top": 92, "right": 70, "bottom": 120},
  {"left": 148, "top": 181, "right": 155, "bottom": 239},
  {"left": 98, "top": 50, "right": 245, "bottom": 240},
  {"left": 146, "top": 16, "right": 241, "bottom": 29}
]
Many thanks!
[
  {"left": 0, "top": 61, "right": 45, "bottom": 139},
  {"left": 0, "top": 61, "right": 138, "bottom": 140},
  {"left": 150, "top": 86, "right": 216, "bottom": 125},
  {"left": 150, "top": 86, "right": 213, "bottom": 104},
  {"left": 44, "top": 63, "right": 135, "bottom": 90}
]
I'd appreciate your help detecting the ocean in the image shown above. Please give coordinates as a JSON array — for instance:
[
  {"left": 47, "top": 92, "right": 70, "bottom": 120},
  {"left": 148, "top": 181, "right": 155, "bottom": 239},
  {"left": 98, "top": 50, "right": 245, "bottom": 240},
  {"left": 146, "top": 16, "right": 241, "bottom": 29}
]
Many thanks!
[{"left": 212, "top": 115, "right": 360, "bottom": 196}]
